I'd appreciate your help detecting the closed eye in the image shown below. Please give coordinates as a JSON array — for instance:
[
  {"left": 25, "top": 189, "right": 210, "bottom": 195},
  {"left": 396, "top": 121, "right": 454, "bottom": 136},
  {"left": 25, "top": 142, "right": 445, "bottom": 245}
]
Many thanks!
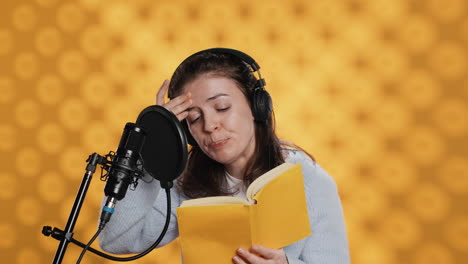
[
  {"left": 188, "top": 116, "right": 200, "bottom": 124},
  {"left": 218, "top": 107, "right": 230, "bottom": 112}
]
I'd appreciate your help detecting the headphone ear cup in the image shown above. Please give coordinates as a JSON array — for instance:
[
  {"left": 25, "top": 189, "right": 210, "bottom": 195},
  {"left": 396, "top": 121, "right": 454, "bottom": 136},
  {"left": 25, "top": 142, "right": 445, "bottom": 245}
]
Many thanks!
[
  {"left": 252, "top": 88, "right": 272, "bottom": 122},
  {"left": 182, "top": 120, "right": 197, "bottom": 146}
]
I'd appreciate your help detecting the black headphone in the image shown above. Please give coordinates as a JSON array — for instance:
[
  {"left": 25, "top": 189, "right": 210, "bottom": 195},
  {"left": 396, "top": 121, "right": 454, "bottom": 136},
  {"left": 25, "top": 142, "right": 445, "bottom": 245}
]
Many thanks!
[{"left": 174, "top": 48, "right": 272, "bottom": 146}]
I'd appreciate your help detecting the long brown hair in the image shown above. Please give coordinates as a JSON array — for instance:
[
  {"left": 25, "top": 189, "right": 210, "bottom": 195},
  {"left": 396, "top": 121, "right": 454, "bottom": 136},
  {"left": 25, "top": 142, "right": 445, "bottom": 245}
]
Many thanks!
[{"left": 168, "top": 50, "right": 304, "bottom": 198}]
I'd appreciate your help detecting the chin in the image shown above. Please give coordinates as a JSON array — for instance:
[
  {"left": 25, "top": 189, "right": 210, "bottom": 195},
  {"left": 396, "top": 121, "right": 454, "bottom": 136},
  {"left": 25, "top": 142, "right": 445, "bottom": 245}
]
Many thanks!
[
  {"left": 205, "top": 146, "right": 241, "bottom": 164},
  {"left": 207, "top": 152, "right": 234, "bottom": 165}
]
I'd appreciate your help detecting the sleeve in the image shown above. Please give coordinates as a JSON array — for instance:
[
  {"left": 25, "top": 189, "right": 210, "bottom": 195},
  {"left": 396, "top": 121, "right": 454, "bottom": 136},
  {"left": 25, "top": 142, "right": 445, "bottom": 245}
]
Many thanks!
[
  {"left": 98, "top": 175, "right": 182, "bottom": 254},
  {"left": 285, "top": 152, "right": 350, "bottom": 263}
]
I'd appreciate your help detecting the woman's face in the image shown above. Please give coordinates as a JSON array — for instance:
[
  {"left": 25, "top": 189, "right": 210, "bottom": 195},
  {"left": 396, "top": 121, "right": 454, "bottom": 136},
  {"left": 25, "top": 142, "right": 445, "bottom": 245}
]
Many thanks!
[{"left": 182, "top": 74, "right": 256, "bottom": 168}]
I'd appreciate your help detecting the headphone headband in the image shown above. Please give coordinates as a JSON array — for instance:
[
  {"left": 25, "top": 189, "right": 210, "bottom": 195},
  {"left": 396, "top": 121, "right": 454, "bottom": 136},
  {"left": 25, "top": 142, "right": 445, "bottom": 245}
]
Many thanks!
[{"left": 181, "top": 48, "right": 261, "bottom": 72}]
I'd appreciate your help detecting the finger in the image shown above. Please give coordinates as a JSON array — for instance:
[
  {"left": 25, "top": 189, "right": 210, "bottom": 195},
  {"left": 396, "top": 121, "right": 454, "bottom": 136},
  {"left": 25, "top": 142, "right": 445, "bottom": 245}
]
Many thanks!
[
  {"left": 163, "top": 93, "right": 191, "bottom": 113},
  {"left": 156, "top": 79, "right": 169, "bottom": 105},
  {"left": 236, "top": 248, "right": 264, "bottom": 264},
  {"left": 250, "top": 245, "right": 279, "bottom": 259},
  {"left": 232, "top": 255, "right": 247, "bottom": 264},
  {"left": 176, "top": 111, "right": 189, "bottom": 122},
  {"left": 169, "top": 97, "right": 192, "bottom": 116}
]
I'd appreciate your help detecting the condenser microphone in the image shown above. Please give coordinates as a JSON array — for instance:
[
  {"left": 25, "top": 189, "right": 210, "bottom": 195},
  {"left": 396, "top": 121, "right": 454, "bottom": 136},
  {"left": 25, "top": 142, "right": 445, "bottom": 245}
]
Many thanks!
[{"left": 100, "top": 123, "right": 146, "bottom": 226}]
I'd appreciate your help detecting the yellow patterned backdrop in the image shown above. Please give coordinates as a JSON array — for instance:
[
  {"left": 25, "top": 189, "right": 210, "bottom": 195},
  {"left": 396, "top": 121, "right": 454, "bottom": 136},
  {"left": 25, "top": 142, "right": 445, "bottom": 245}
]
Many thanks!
[{"left": 1, "top": 0, "right": 467, "bottom": 263}]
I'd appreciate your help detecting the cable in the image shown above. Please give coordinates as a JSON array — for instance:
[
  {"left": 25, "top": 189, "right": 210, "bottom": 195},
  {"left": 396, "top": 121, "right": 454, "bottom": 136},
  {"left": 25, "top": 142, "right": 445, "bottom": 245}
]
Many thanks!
[
  {"left": 70, "top": 187, "right": 172, "bottom": 262},
  {"left": 75, "top": 227, "right": 103, "bottom": 264}
]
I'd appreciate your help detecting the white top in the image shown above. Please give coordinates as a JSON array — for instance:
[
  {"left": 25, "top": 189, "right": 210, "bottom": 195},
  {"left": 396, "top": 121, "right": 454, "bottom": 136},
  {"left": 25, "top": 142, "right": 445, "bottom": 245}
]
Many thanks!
[{"left": 225, "top": 172, "right": 248, "bottom": 200}]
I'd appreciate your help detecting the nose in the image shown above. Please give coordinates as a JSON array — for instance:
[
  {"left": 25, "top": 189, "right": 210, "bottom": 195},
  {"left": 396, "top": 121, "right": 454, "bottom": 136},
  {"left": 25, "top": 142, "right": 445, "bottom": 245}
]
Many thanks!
[{"left": 203, "top": 112, "right": 219, "bottom": 133}]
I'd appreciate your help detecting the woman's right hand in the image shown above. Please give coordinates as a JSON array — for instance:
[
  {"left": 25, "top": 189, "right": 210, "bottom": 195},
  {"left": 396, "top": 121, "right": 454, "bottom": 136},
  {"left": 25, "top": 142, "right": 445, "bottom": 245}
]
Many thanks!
[{"left": 156, "top": 79, "right": 192, "bottom": 121}]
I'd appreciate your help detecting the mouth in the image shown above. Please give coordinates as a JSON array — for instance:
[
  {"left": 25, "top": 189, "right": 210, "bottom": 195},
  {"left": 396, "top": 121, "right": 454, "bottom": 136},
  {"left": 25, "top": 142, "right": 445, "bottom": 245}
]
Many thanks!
[{"left": 208, "top": 138, "right": 229, "bottom": 149}]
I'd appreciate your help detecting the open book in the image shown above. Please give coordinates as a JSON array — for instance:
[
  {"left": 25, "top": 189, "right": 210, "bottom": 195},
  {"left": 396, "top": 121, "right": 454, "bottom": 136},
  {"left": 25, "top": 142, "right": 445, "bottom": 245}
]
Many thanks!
[{"left": 176, "top": 162, "right": 311, "bottom": 264}]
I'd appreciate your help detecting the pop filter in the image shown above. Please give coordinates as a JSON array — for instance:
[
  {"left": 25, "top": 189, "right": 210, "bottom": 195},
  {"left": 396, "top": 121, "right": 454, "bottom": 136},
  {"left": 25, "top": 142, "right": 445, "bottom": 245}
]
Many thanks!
[{"left": 136, "top": 105, "right": 188, "bottom": 188}]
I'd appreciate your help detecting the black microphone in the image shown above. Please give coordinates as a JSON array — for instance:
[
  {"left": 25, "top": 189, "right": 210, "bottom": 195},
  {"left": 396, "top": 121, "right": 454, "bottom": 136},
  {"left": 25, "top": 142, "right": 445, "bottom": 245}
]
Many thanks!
[{"left": 100, "top": 123, "right": 146, "bottom": 227}]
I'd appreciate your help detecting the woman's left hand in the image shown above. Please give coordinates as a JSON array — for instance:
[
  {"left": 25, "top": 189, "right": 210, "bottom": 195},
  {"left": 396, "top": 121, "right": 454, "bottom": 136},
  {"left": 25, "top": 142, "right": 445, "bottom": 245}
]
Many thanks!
[{"left": 233, "top": 245, "right": 288, "bottom": 264}]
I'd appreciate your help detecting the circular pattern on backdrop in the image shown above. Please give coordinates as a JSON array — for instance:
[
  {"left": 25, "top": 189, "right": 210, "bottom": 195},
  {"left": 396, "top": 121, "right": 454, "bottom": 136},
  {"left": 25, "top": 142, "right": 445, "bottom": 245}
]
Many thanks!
[
  {"left": 35, "top": 0, "right": 58, "bottom": 7},
  {"left": 372, "top": 45, "right": 409, "bottom": 81},
  {"left": 0, "top": 76, "right": 15, "bottom": 103},
  {"left": 56, "top": 3, "right": 86, "bottom": 32},
  {"left": 103, "top": 51, "right": 134, "bottom": 82},
  {"left": 373, "top": 153, "right": 417, "bottom": 194},
  {"left": 432, "top": 98, "right": 468, "bottom": 137},
  {"left": 36, "top": 74, "right": 65, "bottom": 105},
  {"left": 14, "top": 99, "right": 41, "bottom": 129},
  {"left": 0, "top": 124, "right": 16, "bottom": 152},
  {"left": 15, "top": 197, "right": 42, "bottom": 226},
  {"left": 407, "top": 183, "right": 451, "bottom": 223},
  {"left": 16, "top": 147, "right": 41, "bottom": 178},
  {"left": 37, "top": 171, "right": 66, "bottom": 203},
  {"left": 400, "top": 14, "right": 437, "bottom": 54},
  {"left": 79, "top": 25, "right": 111, "bottom": 58},
  {"left": 16, "top": 247, "right": 41, "bottom": 264},
  {"left": 79, "top": 0, "right": 103, "bottom": 11},
  {"left": 353, "top": 240, "right": 395, "bottom": 264},
  {"left": 100, "top": 2, "right": 136, "bottom": 33},
  {"left": 0, "top": 172, "right": 17, "bottom": 200},
  {"left": 374, "top": 99, "right": 412, "bottom": 136},
  {"left": 345, "top": 181, "right": 389, "bottom": 219},
  {"left": 80, "top": 74, "right": 114, "bottom": 107},
  {"left": 12, "top": 4, "right": 37, "bottom": 32},
  {"left": 36, "top": 123, "right": 66, "bottom": 154},
  {"left": 346, "top": 127, "right": 384, "bottom": 160},
  {"left": 342, "top": 20, "right": 379, "bottom": 51},
  {"left": 35, "top": 27, "right": 63, "bottom": 57},
  {"left": 425, "top": 0, "right": 465, "bottom": 23},
  {"left": 102, "top": 98, "right": 140, "bottom": 128},
  {"left": 399, "top": 69, "right": 441, "bottom": 110},
  {"left": 80, "top": 121, "right": 116, "bottom": 153},
  {"left": 0, "top": 29, "right": 13, "bottom": 55},
  {"left": 369, "top": 0, "right": 408, "bottom": 24},
  {"left": 402, "top": 126, "right": 445, "bottom": 166},
  {"left": 58, "top": 146, "right": 88, "bottom": 180},
  {"left": 437, "top": 156, "right": 468, "bottom": 195},
  {"left": 58, "top": 98, "right": 90, "bottom": 131},
  {"left": 461, "top": 17, "right": 468, "bottom": 44},
  {"left": 57, "top": 50, "right": 88, "bottom": 81},
  {"left": 428, "top": 41, "right": 468, "bottom": 80},
  {"left": 14, "top": 52, "right": 39, "bottom": 80},
  {"left": 0, "top": 222, "right": 16, "bottom": 248},
  {"left": 445, "top": 215, "right": 468, "bottom": 252},
  {"left": 413, "top": 242, "right": 454, "bottom": 264},
  {"left": 378, "top": 209, "right": 422, "bottom": 250}
]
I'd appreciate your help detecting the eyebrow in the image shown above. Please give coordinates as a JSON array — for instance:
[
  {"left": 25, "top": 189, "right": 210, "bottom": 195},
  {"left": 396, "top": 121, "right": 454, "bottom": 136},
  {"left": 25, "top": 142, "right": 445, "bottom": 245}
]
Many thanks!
[{"left": 187, "top": 93, "right": 229, "bottom": 111}]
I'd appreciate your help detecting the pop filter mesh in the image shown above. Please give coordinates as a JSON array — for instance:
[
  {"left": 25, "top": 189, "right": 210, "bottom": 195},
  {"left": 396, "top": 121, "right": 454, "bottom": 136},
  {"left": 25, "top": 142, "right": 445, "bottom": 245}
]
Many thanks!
[{"left": 136, "top": 106, "right": 188, "bottom": 184}]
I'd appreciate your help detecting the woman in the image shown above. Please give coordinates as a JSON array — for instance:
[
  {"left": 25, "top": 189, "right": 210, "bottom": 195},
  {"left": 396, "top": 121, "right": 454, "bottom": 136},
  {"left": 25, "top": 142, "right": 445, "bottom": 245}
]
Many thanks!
[{"left": 99, "top": 48, "right": 350, "bottom": 263}]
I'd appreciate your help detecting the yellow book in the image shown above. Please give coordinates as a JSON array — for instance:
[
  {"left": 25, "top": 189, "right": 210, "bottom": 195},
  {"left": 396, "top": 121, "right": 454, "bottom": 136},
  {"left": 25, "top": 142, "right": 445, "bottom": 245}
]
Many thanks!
[{"left": 176, "top": 163, "right": 311, "bottom": 264}]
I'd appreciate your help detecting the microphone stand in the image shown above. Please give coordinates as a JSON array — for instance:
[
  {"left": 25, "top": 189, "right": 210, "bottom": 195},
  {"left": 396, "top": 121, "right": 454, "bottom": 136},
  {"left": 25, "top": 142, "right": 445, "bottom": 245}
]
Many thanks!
[{"left": 48, "top": 153, "right": 105, "bottom": 264}]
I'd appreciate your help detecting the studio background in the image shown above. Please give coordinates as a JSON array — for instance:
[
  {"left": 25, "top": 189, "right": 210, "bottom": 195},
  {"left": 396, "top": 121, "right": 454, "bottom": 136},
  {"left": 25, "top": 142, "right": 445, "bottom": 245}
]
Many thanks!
[{"left": 1, "top": 0, "right": 467, "bottom": 263}]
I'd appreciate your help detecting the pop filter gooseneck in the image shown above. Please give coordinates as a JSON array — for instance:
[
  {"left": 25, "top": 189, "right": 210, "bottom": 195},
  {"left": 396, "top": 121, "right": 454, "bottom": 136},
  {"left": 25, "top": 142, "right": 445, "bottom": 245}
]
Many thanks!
[{"left": 136, "top": 105, "right": 188, "bottom": 188}]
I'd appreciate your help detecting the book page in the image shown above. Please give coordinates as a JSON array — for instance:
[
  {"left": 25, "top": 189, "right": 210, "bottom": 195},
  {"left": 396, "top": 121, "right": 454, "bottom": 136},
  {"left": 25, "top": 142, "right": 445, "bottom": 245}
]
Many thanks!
[
  {"left": 250, "top": 163, "right": 311, "bottom": 248},
  {"left": 180, "top": 196, "right": 250, "bottom": 207},
  {"left": 246, "top": 162, "right": 295, "bottom": 202},
  {"left": 177, "top": 204, "right": 252, "bottom": 264}
]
